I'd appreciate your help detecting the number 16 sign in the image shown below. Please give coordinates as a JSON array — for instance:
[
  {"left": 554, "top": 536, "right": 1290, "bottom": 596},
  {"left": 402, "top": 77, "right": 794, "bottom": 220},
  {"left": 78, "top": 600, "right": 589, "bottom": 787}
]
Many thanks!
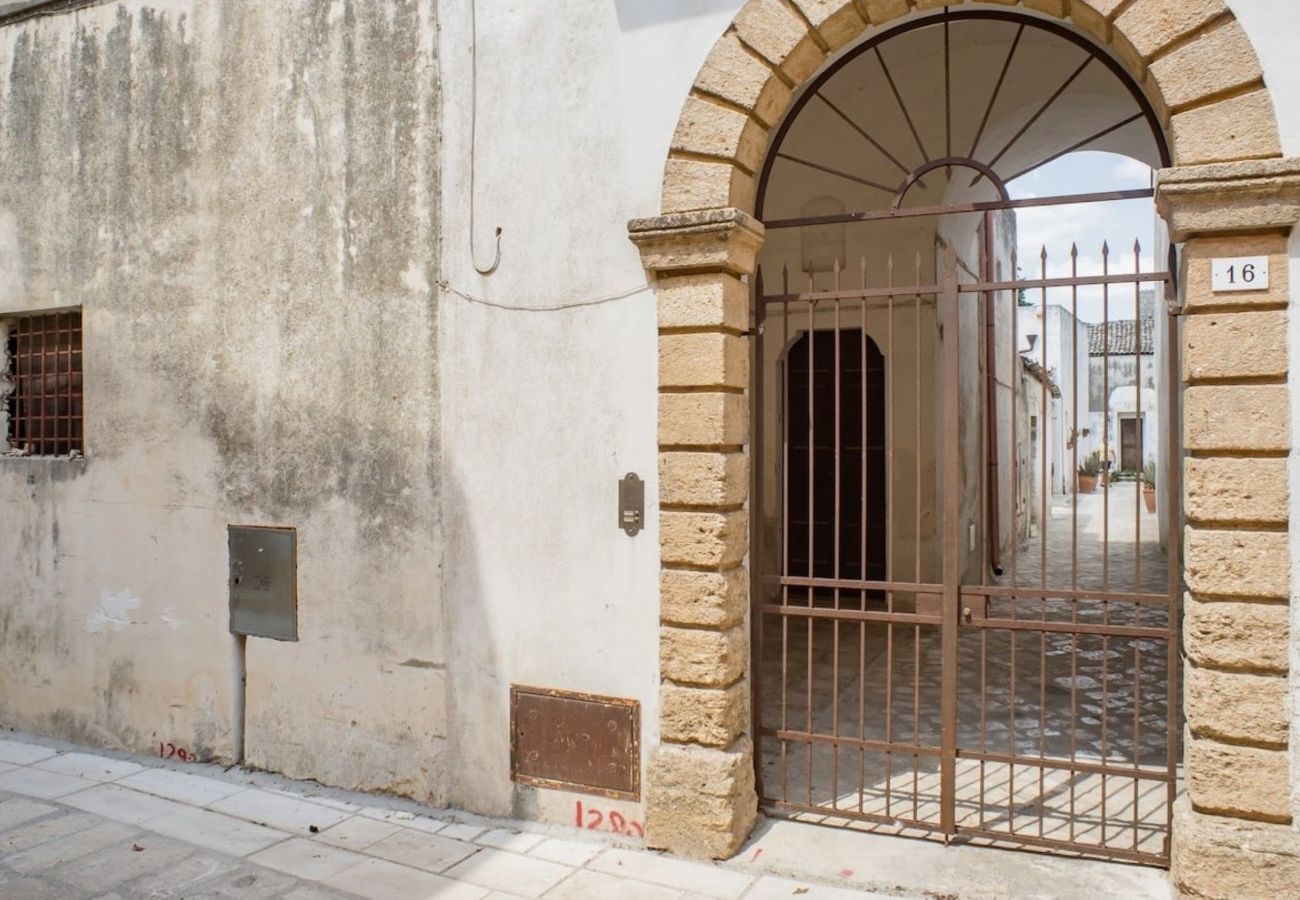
[{"left": 1211, "top": 256, "right": 1270, "bottom": 292}]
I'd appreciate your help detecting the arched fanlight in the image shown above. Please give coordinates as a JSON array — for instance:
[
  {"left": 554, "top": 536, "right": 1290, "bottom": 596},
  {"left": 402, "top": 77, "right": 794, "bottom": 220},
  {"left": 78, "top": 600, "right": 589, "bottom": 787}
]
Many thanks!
[{"left": 756, "top": 9, "right": 1169, "bottom": 224}]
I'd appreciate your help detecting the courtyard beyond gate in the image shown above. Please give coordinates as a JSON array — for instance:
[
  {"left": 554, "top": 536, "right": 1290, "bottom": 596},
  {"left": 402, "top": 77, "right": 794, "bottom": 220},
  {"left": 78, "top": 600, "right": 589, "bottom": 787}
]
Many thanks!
[{"left": 759, "top": 483, "right": 1175, "bottom": 862}]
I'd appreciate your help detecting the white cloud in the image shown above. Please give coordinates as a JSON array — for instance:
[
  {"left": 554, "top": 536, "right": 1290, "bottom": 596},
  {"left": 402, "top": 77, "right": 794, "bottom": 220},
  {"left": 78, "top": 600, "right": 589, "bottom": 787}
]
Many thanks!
[
  {"left": 1013, "top": 201, "right": 1109, "bottom": 260},
  {"left": 1111, "top": 156, "right": 1153, "bottom": 185}
]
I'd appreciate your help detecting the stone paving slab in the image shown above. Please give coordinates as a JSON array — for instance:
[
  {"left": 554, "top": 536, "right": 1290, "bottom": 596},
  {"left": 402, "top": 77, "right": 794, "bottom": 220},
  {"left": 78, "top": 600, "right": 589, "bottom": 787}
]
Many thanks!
[
  {"left": 0, "top": 730, "right": 1170, "bottom": 898},
  {"left": 31, "top": 752, "right": 144, "bottom": 782},
  {"left": 208, "top": 788, "right": 354, "bottom": 835}
]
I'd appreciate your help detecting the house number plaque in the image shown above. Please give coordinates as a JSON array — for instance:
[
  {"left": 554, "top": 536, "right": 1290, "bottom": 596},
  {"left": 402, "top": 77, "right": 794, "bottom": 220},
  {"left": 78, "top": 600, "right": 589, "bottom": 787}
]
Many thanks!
[{"left": 1211, "top": 256, "right": 1269, "bottom": 292}]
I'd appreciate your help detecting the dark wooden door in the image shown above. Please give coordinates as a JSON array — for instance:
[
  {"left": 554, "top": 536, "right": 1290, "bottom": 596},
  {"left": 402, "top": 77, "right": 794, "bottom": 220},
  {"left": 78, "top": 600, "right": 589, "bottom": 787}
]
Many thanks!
[
  {"left": 1120, "top": 416, "right": 1141, "bottom": 471},
  {"left": 785, "top": 329, "right": 886, "bottom": 598}
]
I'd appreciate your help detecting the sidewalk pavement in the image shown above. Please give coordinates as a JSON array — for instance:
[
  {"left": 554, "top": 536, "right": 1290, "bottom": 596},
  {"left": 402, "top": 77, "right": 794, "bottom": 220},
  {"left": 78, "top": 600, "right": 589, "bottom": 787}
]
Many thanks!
[{"left": 0, "top": 732, "right": 890, "bottom": 899}]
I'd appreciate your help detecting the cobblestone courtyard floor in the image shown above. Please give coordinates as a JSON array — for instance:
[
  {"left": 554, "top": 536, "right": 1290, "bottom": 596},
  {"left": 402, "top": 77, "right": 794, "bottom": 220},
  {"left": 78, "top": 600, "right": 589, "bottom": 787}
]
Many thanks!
[{"left": 760, "top": 485, "right": 1179, "bottom": 860}]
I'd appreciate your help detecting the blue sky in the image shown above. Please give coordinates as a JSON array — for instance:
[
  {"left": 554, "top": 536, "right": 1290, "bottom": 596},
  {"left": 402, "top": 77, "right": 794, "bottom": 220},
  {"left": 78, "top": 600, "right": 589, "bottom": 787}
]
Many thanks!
[{"left": 1007, "top": 151, "right": 1157, "bottom": 324}]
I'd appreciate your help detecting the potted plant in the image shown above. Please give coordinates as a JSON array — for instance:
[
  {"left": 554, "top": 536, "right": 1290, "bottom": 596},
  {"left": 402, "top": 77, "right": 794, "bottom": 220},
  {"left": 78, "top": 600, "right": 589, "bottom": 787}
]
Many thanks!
[
  {"left": 1142, "top": 461, "right": 1157, "bottom": 513},
  {"left": 1077, "top": 450, "right": 1102, "bottom": 494}
]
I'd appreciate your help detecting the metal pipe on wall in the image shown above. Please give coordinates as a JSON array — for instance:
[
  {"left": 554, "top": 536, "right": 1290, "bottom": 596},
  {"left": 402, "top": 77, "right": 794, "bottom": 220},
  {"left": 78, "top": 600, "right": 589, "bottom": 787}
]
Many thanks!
[
  {"left": 983, "top": 210, "right": 1003, "bottom": 576},
  {"left": 231, "top": 633, "right": 246, "bottom": 764}
]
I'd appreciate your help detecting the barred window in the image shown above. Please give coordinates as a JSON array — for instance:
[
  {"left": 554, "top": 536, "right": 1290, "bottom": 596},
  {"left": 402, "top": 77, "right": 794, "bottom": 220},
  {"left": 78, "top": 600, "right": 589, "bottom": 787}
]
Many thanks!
[{"left": 3, "top": 310, "right": 83, "bottom": 457}]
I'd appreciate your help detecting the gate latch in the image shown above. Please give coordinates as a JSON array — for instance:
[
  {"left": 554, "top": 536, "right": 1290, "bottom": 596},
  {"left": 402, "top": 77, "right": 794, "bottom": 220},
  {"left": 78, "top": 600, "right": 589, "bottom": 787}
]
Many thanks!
[
  {"left": 961, "top": 596, "right": 988, "bottom": 623},
  {"left": 619, "top": 473, "right": 644, "bottom": 537}
]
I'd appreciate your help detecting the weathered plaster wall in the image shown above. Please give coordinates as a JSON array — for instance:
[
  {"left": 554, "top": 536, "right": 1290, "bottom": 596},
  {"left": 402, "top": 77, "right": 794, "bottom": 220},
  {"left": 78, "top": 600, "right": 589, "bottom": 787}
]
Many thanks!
[{"left": 0, "top": 0, "right": 446, "bottom": 801}]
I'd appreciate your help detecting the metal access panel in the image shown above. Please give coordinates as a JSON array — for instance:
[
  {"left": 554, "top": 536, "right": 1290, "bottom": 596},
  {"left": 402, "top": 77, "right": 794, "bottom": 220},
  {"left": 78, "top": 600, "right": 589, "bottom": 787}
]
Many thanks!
[
  {"left": 228, "top": 526, "right": 298, "bottom": 641},
  {"left": 510, "top": 686, "right": 640, "bottom": 800}
]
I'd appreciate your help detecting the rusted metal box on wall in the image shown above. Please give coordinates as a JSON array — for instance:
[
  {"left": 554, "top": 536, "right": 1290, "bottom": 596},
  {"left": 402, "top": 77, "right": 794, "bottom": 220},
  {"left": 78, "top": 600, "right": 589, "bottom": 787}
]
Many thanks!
[
  {"left": 510, "top": 686, "right": 640, "bottom": 800},
  {"left": 228, "top": 525, "right": 298, "bottom": 641}
]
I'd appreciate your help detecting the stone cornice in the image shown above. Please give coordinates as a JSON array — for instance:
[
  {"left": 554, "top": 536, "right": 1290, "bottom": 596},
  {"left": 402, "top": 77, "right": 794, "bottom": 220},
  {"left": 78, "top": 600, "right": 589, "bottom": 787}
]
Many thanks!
[
  {"left": 1156, "top": 158, "right": 1300, "bottom": 241},
  {"left": 627, "top": 208, "right": 765, "bottom": 277}
]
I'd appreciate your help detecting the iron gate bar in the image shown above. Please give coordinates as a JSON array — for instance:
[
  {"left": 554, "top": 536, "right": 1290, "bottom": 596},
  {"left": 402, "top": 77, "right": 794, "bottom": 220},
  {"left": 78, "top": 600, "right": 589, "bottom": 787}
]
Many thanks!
[
  {"left": 764, "top": 188, "right": 1156, "bottom": 231},
  {"left": 763, "top": 575, "right": 943, "bottom": 593},
  {"left": 894, "top": 158, "right": 1011, "bottom": 210},
  {"left": 1005, "top": 112, "right": 1147, "bottom": 184},
  {"left": 770, "top": 730, "right": 941, "bottom": 758},
  {"left": 762, "top": 271, "right": 1167, "bottom": 307},
  {"left": 972, "top": 54, "right": 1094, "bottom": 187},
  {"left": 957, "top": 750, "right": 1173, "bottom": 782},
  {"left": 940, "top": 246, "right": 961, "bottom": 836},
  {"left": 1070, "top": 245, "right": 1082, "bottom": 844},
  {"left": 885, "top": 253, "right": 896, "bottom": 824},
  {"left": 944, "top": 11, "right": 951, "bottom": 164},
  {"left": 873, "top": 44, "right": 929, "bottom": 165},
  {"left": 968, "top": 22, "right": 1025, "bottom": 158},
  {"left": 965, "top": 618, "right": 1167, "bottom": 640},
  {"left": 759, "top": 605, "right": 942, "bottom": 626},
  {"left": 775, "top": 151, "right": 899, "bottom": 195},
  {"left": 1102, "top": 244, "right": 1113, "bottom": 850},
  {"left": 800, "top": 276, "right": 809, "bottom": 810},
  {"left": 955, "top": 828, "right": 1163, "bottom": 867},
  {"left": 815, "top": 93, "right": 918, "bottom": 181},
  {"left": 966, "top": 585, "right": 1170, "bottom": 604},
  {"left": 961, "top": 271, "right": 1171, "bottom": 292},
  {"left": 761, "top": 286, "right": 941, "bottom": 304},
  {"left": 764, "top": 798, "right": 940, "bottom": 834}
]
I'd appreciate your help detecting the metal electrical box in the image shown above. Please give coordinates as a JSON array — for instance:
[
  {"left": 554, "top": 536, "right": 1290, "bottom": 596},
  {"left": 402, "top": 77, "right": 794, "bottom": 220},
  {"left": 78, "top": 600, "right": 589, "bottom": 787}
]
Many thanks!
[
  {"left": 510, "top": 686, "right": 640, "bottom": 800},
  {"left": 228, "top": 526, "right": 298, "bottom": 641}
]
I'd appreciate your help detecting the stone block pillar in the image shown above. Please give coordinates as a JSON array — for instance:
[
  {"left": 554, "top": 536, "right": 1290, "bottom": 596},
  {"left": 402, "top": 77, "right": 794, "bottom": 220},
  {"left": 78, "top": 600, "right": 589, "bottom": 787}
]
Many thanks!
[
  {"left": 628, "top": 208, "right": 763, "bottom": 859},
  {"left": 1157, "top": 159, "right": 1300, "bottom": 898}
]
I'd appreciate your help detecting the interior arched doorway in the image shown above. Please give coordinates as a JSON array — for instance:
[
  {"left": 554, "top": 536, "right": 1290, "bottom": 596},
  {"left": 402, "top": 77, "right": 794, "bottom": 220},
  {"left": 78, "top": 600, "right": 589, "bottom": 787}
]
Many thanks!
[{"left": 630, "top": 1, "right": 1300, "bottom": 893}]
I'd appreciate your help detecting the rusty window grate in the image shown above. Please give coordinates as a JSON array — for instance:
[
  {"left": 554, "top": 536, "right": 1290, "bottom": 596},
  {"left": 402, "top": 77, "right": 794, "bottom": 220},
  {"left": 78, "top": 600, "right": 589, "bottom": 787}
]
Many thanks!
[{"left": 4, "top": 310, "right": 83, "bottom": 457}]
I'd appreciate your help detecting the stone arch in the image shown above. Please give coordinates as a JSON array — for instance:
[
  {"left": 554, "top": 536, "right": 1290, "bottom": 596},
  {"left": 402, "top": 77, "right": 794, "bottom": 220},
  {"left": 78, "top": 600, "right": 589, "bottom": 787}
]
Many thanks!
[
  {"left": 628, "top": 2, "right": 1300, "bottom": 891},
  {"left": 662, "top": 0, "right": 1280, "bottom": 215}
]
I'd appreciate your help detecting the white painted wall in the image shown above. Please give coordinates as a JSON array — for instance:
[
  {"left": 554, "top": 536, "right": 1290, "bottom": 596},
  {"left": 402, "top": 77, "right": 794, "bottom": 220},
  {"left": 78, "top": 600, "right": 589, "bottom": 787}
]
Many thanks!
[
  {"left": 1022, "top": 305, "right": 1091, "bottom": 494},
  {"left": 433, "top": 0, "right": 747, "bottom": 823}
]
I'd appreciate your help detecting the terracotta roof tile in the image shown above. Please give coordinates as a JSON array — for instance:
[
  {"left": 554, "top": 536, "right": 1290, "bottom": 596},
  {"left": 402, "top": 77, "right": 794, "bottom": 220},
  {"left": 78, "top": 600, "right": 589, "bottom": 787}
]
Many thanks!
[{"left": 1088, "top": 318, "right": 1154, "bottom": 357}]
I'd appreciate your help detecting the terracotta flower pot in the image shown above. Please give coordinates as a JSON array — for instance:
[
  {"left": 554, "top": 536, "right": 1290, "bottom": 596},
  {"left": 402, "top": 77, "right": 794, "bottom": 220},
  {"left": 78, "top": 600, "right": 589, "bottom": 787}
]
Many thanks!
[
  {"left": 1143, "top": 486, "right": 1156, "bottom": 513},
  {"left": 1076, "top": 474, "right": 1096, "bottom": 494}
]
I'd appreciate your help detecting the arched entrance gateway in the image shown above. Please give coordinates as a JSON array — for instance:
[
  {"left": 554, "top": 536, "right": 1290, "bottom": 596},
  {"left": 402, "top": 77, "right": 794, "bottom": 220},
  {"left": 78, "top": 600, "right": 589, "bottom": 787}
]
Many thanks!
[
  {"left": 631, "top": 1, "right": 1300, "bottom": 895},
  {"left": 749, "top": 8, "right": 1179, "bottom": 866}
]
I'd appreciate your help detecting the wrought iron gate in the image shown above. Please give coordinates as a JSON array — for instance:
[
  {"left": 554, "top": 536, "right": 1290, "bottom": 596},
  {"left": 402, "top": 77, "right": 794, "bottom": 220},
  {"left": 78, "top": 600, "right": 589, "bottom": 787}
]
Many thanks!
[{"left": 752, "top": 189, "right": 1180, "bottom": 865}]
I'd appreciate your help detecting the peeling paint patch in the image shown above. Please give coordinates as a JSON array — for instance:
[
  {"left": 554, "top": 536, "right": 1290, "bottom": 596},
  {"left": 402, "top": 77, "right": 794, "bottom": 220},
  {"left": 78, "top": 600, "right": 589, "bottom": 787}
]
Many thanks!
[
  {"left": 161, "top": 606, "right": 186, "bottom": 630},
  {"left": 86, "top": 590, "right": 142, "bottom": 633}
]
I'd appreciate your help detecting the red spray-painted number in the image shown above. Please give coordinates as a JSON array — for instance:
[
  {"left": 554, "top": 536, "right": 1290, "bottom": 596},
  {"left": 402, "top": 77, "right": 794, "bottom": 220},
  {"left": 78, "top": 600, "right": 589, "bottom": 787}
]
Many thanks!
[
  {"left": 574, "top": 800, "right": 644, "bottom": 838},
  {"left": 158, "top": 742, "right": 194, "bottom": 762}
]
